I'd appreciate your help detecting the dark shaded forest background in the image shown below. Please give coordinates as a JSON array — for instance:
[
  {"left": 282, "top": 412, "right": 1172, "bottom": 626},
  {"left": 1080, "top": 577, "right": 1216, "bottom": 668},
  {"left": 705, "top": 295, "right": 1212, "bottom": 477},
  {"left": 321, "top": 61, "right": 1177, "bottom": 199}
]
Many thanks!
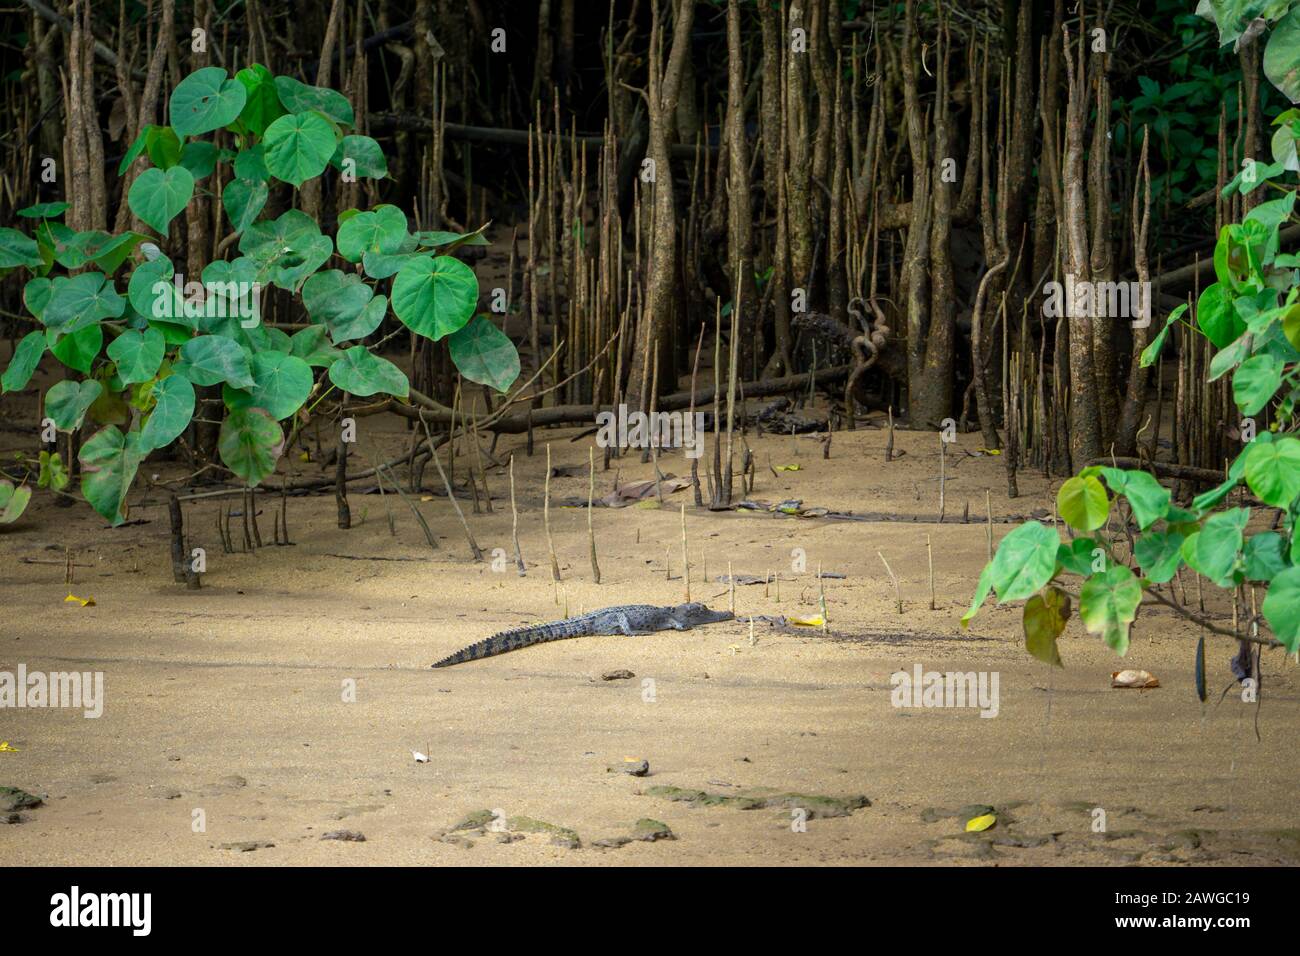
[{"left": 0, "top": 0, "right": 1267, "bottom": 496}]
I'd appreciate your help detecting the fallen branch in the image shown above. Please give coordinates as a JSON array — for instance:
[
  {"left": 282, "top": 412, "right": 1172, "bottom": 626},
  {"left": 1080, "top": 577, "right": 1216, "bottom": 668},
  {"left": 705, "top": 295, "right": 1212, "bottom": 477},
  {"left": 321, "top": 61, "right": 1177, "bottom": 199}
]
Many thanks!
[
  {"left": 1084, "top": 457, "right": 1224, "bottom": 484},
  {"left": 392, "top": 365, "right": 852, "bottom": 433},
  {"left": 175, "top": 435, "right": 448, "bottom": 502},
  {"left": 369, "top": 112, "right": 717, "bottom": 159}
]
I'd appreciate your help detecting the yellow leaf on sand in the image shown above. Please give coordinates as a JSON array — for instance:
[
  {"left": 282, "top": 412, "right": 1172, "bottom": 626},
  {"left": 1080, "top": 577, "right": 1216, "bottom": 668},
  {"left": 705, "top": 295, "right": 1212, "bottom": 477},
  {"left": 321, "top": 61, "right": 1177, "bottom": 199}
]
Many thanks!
[
  {"left": 977, "top": 448, "right": 1002, "bottom": 456},
  {"left": 64, "top": 593, "right": 95, "bottom": 607},
  {"left": 774, "top": 464, "right": 802, "bottom": 471},
  {"left": 966, "top": 813, "right": 996, "bottom": 832},
  {"left": 787, "top": 614, "right": 825, "bottom": 627},
  {"left": 0, "top": 741, "right": 19, "bottom": 752}
]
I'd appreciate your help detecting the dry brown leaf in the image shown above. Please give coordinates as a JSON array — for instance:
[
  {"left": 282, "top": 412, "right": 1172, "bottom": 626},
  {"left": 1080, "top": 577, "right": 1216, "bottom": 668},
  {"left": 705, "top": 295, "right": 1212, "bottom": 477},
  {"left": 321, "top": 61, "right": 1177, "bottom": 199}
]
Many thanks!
[{"left": 600, "top": 475, "right": 691, "bottom": 508}]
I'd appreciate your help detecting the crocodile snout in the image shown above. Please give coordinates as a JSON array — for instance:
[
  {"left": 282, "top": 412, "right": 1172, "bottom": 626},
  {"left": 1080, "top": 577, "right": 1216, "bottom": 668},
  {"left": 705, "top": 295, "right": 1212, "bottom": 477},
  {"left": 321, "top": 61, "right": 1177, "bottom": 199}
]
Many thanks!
[{"left": 673, "top": 602, "right": 733, "bottom": 624}]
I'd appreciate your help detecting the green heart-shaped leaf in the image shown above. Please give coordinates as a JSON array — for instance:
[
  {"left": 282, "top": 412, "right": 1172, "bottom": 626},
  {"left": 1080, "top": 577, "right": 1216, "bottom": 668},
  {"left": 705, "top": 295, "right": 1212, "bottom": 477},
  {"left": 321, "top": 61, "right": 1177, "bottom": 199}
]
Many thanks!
[
  {"left": 198, "top": 258, "right": 264, "bottom": 332},
  {"left": 1243, "top": 531, "right": 1288, "bottom": 583},
  {"left": 272, "top": 76, "right": 354, "bottom": 126},
  {"left": 1263, "top": 566, "right": 1300, "bottom": 653},
  {"left": 233, "top": 145, "right": 270, "bottom": 182},
  {"left": 1057, "top": 474, "right": 1110, "bottom": 532},
  {"left": 17, "top": 200, "right": 69, "bottom": 219},
  {"left": 1, "top": 331, "right": 45, "bottom": 393},
  {"left": 263, "top": 111, "right": 338, "bottom": 187},
  {"left": 0, "top": 480, "right": 31, "bottom": 524},
  {"left": 128, "top": 166, "right": 195, "bottom": 235},
  {"left": 240, "top": 210, "right": 332, "bottom": 290},
  {"left": 173, "top": 335, "right": 255, "bottom": 388},
  {"left": 37, "top": 450, "right": 68, "bottom": 491},
  {"left": 0, "top": 227, "right": 43, "bottom": 269},
  {"left": 1264, "top": 7, "right": 1300, "bottom": 105},
  {"left": 74, "top": 231, "right": 146, "bottom": 276},
  {"left": 23, "top": 277, "right": 52, "bottom": 319},
  {"left": 234, "top": 64, "right": 285, "bottom": 136},
  {"left": 129, "top": 258, "right": 192, "bottom": 330},
  {"left": 139, "top": 373, "right": 196, "bottom": 452},
  {"left": 414, "top": 225, "right": 489, "bottom": 251},
  {"left": 1099, "top": 468, "right": 1170, "bottom": 531},
  {"left": 361, "top": 251, "right": 422, "bottom": 280},
  {"left": 331, "top": 134, "right": 387, "bottom": 178},
  {"left": 991, "top": 521, "right": 1061, "bottom": 602},
  {"left": 43, "top": 272, "right": 124, "bottom": 333},
  {"left": 327, "top": 346, "right": 408, "bottom": 398},
  {"left": 1133, "top": 530, "right": 1185, "bottom": 584},
  {"left": 1196, "top": 282, "right": 1245, "bottom": 350},
  {"left": 1023, "top": 586, "right": 1070, "bottom": 667},
  {"left": 337, "top": 205, "right": 408, "bottom": 262},
  {"left": 47, "top": 324, "right": 103, "bottom": 374},
  {"left": 222, "top": 178, "right": 268, "bottom": 234},
  {"left": 1194, "top": 507, "right": 1249, "bottom": 586},
  {"left": 447, "top": 315, "right": 520, "bottom": 393},
  {"left": 169, "top": 66, "right": 248, "bottom": 137},
  {"left": 1079, "top": 563, "right": 1143, "bottom": 655},
  {"left": 240, "top": 352, "right": 314, "bottom": 421},
  {"left": 302, "top": 269, "right": 376, "bottom": 341},
  {"left": 1245, "top": 436, "right": 1300, "bottom": 507},
  {"left": 106, "top": 327, "right": 165, "bottom": 385},
  {"left": 1232, "top": 353, "right": 1283, "bottom": 415},
  {"left": 1056, "top": 538, "right": 1099, "bottom": 577},
  {"left": 391, "top": 255, "right": 478, "bottom": 341},
  {"left": 219, "top": 406, "right": 283, "bottom": 486},
  {"left": 79, "top": 424, "right": 146, "bottom": 525},
  {"left": 45, "top": 379, "right": 103, "bottom": 431},
  {"left": 333, "top": 295, "right": 386, "bottom": 344},
  {"left": 144, "top": 126, "right": 183, "bottom": 169},
  {"left": 178, "top": 141, "right": 220, "bottom": 179},
  {"left": 289, "top": 326, "right": 339, "bottom": 367}
]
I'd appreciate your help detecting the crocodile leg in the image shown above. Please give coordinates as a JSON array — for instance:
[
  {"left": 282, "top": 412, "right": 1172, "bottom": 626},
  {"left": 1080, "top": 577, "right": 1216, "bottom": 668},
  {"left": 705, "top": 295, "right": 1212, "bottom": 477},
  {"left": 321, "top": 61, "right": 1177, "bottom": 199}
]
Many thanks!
[{"left": 616, "top": 613, "right": 652, "bottom": 636}]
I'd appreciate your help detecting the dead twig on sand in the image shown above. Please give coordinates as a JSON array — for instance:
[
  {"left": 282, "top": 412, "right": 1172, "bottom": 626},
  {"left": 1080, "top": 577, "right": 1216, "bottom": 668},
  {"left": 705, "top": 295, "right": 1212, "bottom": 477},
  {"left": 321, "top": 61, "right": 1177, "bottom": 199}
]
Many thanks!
[{"left": 878, "top": 551, "right": 903, "bottom": 614}]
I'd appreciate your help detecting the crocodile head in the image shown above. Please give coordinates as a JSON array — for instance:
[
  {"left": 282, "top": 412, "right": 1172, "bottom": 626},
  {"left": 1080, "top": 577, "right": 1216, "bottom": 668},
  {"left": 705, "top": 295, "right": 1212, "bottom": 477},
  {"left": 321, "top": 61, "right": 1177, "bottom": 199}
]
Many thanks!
[{"left": 671, "top": 602, "right": 734, "bottom": 626}]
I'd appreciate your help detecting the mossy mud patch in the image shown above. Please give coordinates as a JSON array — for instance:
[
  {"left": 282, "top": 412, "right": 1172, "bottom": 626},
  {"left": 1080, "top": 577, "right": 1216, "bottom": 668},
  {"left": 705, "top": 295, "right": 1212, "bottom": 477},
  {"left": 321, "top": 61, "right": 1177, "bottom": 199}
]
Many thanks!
[
  {"left": 0, "top": 786, "right": 43, "bottom": 811},
  {"left": 1, "top": 785, "right": 43, "bottom": 823},
  {"left": 442, "top": 809, "right": 582, "bottom": 849},
  {"left": 592, "top": 818, "right": 676, "bottom": 848},
  {"left": 644, "top": 785, "right": 869, "bottom": 819}
]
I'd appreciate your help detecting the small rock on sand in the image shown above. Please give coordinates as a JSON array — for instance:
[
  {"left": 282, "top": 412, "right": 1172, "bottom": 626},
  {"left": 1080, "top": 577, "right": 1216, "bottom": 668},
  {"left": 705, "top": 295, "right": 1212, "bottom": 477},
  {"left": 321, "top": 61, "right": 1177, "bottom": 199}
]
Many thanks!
[
  {"left": 321, "top": 829, "right": 367, "bottom": 842},
  {"left": 436, "top": 833, "right": 475, "bottom": 849},
  {"left": 610, "top": 759, "right": 650, "bottom": 777}
]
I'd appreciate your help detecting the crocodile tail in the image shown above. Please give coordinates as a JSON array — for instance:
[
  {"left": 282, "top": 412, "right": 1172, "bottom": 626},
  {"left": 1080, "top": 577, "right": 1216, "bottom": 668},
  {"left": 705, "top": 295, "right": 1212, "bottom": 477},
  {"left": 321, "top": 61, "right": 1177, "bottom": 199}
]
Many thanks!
[{"left": 431, "top": 621, "right": 578, "bottom": 668}]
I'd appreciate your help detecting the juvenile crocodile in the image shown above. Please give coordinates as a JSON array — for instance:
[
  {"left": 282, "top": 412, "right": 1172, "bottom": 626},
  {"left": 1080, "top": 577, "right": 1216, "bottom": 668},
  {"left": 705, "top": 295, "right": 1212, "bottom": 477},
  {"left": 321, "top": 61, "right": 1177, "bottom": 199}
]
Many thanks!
[{"left": 431, "top": 602, "right": 734, "bottom": 668}]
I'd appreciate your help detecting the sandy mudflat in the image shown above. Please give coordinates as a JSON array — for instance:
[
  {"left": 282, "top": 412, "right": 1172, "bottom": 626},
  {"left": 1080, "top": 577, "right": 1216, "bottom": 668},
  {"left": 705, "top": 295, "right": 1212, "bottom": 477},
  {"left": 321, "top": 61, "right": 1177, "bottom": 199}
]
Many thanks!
[{"left": 1, "top": 414, "right": 1297, "bottom": 866}]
